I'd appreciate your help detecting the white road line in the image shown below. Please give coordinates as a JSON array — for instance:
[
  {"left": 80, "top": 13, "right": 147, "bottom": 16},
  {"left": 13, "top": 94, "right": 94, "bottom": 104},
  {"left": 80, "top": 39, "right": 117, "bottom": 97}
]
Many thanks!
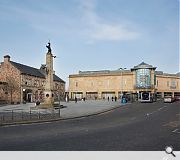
[
  {"left": 146, "top": 105, "right": 169, "bottom": 116},
  {"left": 146, "top": 111, "right": 157, "bottom": 116},
  {"left": 158, "top": 106, "right": 167, "bottom": 111},
  {"left": 172, "top": 128, "right": 180, "bottom": 134},
  {"left": 158, "top": 107, "right": 164, "bottom": 111}
]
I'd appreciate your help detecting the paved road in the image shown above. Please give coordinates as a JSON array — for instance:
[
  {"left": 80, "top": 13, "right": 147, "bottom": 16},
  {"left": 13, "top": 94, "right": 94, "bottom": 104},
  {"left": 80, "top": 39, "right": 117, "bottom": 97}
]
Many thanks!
[{"left": 0, "top": 101, "right": 179, "bottom": 151}]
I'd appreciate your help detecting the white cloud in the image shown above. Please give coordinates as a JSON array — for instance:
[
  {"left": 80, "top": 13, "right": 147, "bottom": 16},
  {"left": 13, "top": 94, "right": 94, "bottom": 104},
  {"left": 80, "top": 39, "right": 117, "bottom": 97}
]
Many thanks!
[
  {"left": 0, "top": 0, "right": 140, "bottom": 42},
  {"left": 79, "top": 0, "right": 140, "bottom": 41},
  {"left": 91, "top": 23, "right": 140, "bottom": 41}
]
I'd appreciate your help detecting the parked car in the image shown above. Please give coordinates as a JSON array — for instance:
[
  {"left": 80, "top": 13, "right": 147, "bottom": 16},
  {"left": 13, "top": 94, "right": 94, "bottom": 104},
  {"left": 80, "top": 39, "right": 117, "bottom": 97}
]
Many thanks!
[
  {"left": 164, "top": 96, "right": 175, "bottom": 103},
  {"left": 174, "top": 96, "right": 180, "bottom": 101}
]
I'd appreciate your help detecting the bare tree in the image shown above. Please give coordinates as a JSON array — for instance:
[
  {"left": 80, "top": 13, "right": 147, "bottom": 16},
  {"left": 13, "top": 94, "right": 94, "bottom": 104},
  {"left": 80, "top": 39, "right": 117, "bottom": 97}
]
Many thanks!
[{"left": 5, "top": 76, "right": 20, "bottom": 104}]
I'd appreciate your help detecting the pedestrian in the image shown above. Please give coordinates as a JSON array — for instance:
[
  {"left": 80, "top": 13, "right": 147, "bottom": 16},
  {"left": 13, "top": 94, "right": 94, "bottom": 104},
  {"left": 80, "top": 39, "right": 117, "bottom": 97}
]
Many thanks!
[
  {"left": 112, "top": 96, "right": 114, "bottom": 101},
  {"left": 65, "top": 95, "right": 68, "bottom": 102},
  {"left": 75, "top": 97, "right": 77, "bottom": 103},
  {"left": 83, "top": 97, "right": 86, "bottom": 101},
  {"left": 108, "top": 96, "right": 109, "bottom": 101},
  {"left": 115, "top": 96, "right": 117, "bottom": 102},
  {"left": 67, "top": 95, "right": 69, "bottom": 102}
]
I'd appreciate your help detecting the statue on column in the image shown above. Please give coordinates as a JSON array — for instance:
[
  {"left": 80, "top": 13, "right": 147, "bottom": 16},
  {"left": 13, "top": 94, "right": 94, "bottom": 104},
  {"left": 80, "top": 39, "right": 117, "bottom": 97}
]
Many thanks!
[{"left": 46, "top": 42, "right": 52, "bottom": 53}]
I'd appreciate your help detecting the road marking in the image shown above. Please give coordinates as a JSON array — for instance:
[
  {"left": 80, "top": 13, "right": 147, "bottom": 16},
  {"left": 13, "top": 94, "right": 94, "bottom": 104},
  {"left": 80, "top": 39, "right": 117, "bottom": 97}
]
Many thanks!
[
  {"left": 146, "top": 111, "right": 157, "bottom": 116},
  {"left": 163, "top": 121, "right": 180, "bottom": 128},
  {"left": 172, "top": 128, "right": 180, "bottom": 134},
  {"left": 147, "top": 105, "right": 169, "bottom": 116},
  {"left": 158, "top": 107, "right": 164, "bottom": 111},
  {"left": 158, "top": 106, "right": 167, "bottom": 111}
]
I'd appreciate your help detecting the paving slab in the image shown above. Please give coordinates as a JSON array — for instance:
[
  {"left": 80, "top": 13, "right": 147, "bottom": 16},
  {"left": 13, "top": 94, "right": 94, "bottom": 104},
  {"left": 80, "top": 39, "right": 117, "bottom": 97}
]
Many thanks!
[{"left": 0, "top": 100, "right": 127, "bottom": 119}]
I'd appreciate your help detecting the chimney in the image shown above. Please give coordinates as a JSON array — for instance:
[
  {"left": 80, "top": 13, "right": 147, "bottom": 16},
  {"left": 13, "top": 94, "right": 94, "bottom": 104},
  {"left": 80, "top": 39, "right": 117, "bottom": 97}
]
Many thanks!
[{"left": 4, "top": 55, "right": 11, "bottom": 63}]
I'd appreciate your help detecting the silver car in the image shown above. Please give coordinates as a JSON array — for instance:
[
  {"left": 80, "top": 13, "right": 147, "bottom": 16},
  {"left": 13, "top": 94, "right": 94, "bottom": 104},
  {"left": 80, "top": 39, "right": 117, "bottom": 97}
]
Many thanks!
[{"left": 164, "top": 96, "right": 175, "bottom": 103}]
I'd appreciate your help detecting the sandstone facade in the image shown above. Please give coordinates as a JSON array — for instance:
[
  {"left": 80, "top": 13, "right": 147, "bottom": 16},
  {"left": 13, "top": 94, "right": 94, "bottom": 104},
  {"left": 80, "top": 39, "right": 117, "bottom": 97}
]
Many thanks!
[
  {"left": 69, "top": 63, "right": 180, "bottom": 100},
  {"left": 0, "top": 55, "right": 65, "bottom": 104}
]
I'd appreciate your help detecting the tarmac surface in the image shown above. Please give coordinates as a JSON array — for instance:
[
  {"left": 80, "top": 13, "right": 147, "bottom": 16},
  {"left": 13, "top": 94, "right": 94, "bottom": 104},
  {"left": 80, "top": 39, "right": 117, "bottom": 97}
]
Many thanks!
[{"left": 0, "top": 100, "right": 179, "bottom": 151}]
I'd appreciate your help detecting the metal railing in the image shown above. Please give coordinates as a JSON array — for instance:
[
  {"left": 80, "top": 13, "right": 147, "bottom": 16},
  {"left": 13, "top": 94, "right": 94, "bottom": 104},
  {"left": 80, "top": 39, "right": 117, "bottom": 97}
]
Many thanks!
[{"left": 0, "top": 107, "right": 61, "bottom": 125}]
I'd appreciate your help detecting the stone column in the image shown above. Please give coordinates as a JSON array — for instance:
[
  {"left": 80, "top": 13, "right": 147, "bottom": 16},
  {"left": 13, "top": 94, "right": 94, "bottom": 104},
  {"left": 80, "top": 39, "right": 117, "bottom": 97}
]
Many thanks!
[{"left": 43, "top": 52, "right": 54, "bottom": 107}]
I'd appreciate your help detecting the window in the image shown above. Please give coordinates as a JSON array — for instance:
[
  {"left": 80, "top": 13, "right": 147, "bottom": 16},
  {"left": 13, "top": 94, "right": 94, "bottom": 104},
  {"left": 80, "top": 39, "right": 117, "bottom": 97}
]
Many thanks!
[
  {"left": 42, "top": 81, "right": 45, "bottom": 86},
  {"left": 167, "top": 81, "right": 169, "bottom": 87},
  {"left": 170, "top": 80, "right": 176, "bottom": 89},
  {"left": 34, "top": 80, "right": 39, "bottom": 86},
  {"left": 171, "top": 80, "right": 176, "bottom": 87},
  {"left": 156, "top": 80, "right": 158, "bottom": 87},
  {"left": 136, "top": 69, "right": 151, "bottom": 88},
  {"left": 75, "top": 81, "right": 78, "bottom": 87}
]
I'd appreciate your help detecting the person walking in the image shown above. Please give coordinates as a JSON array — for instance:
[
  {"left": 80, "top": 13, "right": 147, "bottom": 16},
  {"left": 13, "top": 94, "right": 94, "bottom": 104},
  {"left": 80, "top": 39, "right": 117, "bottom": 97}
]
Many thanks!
[
  {"left": 108, "top": 96, "right": 109, "bottom": 101},
  {"left": 65, "top": 95, "right": 68, "bottom": 102},
  {"left": 115, "top": 96, "right": 117, "bottom": 102},
  {"left": 112, "top": 96, "right": 114, "bottom": 101},
  {"left": 75, "top": 97, "right": 77, "bottom": 103}
]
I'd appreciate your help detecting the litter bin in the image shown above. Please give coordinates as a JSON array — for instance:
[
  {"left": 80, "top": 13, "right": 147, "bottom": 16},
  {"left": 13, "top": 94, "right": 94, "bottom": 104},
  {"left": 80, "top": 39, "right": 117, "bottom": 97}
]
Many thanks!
[{"left": 121, "top": 97, "right": 126, "bottom": 104}]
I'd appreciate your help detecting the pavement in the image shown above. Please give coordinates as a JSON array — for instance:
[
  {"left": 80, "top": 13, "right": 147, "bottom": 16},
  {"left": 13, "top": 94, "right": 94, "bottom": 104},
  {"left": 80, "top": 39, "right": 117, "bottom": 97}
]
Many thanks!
[{"left": 0, "top": 100, "right": 128, "bottom": 120}]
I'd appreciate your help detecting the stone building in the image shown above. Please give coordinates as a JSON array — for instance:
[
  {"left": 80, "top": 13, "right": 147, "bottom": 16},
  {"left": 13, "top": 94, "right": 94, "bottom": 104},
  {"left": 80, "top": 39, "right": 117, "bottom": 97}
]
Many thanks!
[
  {"left": 69, "top": 62, "right": 180, "bottom": 100},
  {"left": 0, "top": 55, "right": 65, "bottom": 104},
  {"left": 0, "top": 81, "right": 8, "bottom": 104}
]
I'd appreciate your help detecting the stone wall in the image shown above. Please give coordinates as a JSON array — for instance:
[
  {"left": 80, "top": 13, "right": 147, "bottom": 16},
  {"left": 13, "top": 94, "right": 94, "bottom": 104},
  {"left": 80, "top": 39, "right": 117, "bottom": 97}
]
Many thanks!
[
  {"left": 0, "top": 57, "right": 21, "bottom": 103},
  {"left": 69, "top": 73, "right": 134, "bottom": 99},
  {"left": 0, "top": 56, "right": 65, "bottom": 104},
  {"left": 69, "top": 72, "right": 180, "bottom": 99}
]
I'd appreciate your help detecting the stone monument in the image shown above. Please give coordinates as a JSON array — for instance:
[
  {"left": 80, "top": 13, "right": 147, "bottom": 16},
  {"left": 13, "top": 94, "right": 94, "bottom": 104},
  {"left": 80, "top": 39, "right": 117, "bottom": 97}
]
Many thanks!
[{"left": 38, "top": 42, "right": 54, "bottom": 108}]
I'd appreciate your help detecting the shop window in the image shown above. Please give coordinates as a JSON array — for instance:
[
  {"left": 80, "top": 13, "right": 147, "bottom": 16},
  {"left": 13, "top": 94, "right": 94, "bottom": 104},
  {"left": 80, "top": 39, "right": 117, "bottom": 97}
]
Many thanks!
[{"left": 136, "top": 69, "right": 151, "bottom": 88}]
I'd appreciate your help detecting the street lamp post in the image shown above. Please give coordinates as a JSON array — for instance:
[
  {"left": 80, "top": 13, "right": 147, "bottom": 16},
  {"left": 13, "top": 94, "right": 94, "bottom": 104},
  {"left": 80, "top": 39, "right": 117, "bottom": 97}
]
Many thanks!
[{"left": 119, "top": 68, "right": 127, "bottom": 100}]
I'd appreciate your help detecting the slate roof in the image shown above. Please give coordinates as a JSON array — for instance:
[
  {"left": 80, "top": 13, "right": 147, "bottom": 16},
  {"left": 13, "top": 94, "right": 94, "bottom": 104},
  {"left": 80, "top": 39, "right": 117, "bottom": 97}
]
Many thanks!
[
  {"left": 131, "top": 62, "right": 156, "bottom": 70},
  {"left": 78, "top": 69, "right": 131, "bottom": 75},
  {"left": 10, "top": 61, "right": 65, "bottom": 83},
  {"left": 155, "top": 71, "right": 180, "bottom": 77}
]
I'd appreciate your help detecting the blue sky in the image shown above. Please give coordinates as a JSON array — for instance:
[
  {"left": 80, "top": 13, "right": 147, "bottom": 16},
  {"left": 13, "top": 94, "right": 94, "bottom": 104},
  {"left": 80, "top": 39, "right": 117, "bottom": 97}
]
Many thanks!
[{"left": 0, "top": 0, "right": 179, "bottom": 88}]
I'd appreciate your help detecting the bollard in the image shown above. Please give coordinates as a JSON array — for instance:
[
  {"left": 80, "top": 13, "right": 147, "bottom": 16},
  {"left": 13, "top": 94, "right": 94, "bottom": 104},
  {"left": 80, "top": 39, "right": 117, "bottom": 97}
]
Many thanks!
[
  {"left": 29, "top": 109, "right": 32, "bottom": 120},
  {"left": 22, "top": 111, "right": 23, "bottom": 120},
  {"left": 59, "top": 107, "right": 60, "bottom": 118},
  {"left": 38, "top": 111, "right": 40, "bottom": 119},
  {"left": 11, "top": 110, "right": 14, "bottom": 121},
  {"left": 51, "top": 109, "right": 54, "bottom": 119},
  {"left": 2, "top": 115, "right": 4, "bottom": 122}
]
